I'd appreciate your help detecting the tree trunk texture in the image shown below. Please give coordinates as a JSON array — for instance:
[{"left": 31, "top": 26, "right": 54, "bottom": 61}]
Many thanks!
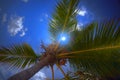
[
  {"left": 50, "top": 65, "right": 54, "bottom": 80},
  {"left": 8, "top": 55, "right": 54, "bottom": 80}
]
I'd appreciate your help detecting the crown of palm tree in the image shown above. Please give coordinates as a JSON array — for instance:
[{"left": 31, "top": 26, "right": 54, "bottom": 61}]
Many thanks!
[{"left": 40, "top": 42, "right": 67, "bottom": 66}]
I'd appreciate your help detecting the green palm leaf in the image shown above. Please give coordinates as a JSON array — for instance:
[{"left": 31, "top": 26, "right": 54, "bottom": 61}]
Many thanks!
[
  {"left": 63, "top": 19, "right": 120, "bottom": 78},
  {"left": 49, "top": 0, "right": 120, "bottom": 78},
  {"left": 49, "top": 0, "right": 79, "bottom": 41},
  {"left": 0, "top": 43, "right": 37, "bottom": 69}
]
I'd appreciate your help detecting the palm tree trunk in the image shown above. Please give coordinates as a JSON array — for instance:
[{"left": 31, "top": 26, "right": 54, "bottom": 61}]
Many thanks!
[
  {"left": 50, "top": 65, "right": 54, "bottom": 80},
  {"left": 8, "top": 55, "right": 54, "bottom": 80}
]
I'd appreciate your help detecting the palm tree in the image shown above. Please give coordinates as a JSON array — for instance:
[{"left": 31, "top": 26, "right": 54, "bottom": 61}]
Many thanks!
[{"left": 0, "top": 0, "right": 120, "bottom": 80}]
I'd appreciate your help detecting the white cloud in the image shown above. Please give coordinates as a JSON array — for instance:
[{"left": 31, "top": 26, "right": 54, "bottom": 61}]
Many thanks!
[
  {"left": 20, "top": 28, "right": 27, "bottom": 37},
  {"left": 39, "top": 13, "right": 49, "bottom": 22},
  {"left": 76, "top": 23, "right": 83, "bottom": 31},
  {"left": 30, "top": 71, "right": 46, "bottom": 80},
  {"left": 45, "top": 14, "right": 48, "bottom": 18},
  {"left": 20, "top": 31, "right": 25, "bottom": 37},
  {"left": 75, "top": 8, "right": 87, "bottom": 16},
  {"left": 22, "top": 0, "right": 29, "bottom": 3},
  {"left": 40, "top": 19, "right": 43, "bottom": 22},
  {"left": 8, "top": 15, "right": 27, "bottom": 37},
  {"left": 2, "top": 13, "right": 7, "bottom": 23},
  {"left": 78, "top": 10, "right": 86, "bottom": 16}
]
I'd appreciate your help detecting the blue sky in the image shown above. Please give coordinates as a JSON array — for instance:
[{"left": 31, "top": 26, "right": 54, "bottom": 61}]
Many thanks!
[{"left": 0, "top": 0, "right": 120, "bottom": 79}]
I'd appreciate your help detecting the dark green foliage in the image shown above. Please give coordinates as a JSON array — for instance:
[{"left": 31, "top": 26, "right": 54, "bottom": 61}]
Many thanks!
[
  {"left": 49, "top": 0, "right": 120, "bottom": 79},
  {"left": 68, "top": 19, "right": 120, "bottom": 78},
  {"left": 70, "top": 19, "right": 120, "bottom": 50},
  {"left": 61, "top": 71, "right": 99, "bottom": 80},
  {"left": 0, "top": 43, "right": 37, "bottom": 68}
]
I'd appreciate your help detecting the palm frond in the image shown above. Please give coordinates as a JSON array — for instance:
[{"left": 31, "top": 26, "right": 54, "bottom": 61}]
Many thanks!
[
  {"left": 0, "top": 43, "right": 37, "bottom": 69},
  {"left": 49, "top": 0, "right": 79, "bottom": 41},
  {"left": 48, "top": 0, "right": 120, "bottom": 78},
  {"left": 63, "top": 19, "right": 120, "bottom": 78}
]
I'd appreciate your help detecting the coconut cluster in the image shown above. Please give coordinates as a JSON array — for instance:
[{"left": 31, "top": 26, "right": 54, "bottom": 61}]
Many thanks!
[{"left": 40, "top": 43, "right": 67, "bottom": 66}]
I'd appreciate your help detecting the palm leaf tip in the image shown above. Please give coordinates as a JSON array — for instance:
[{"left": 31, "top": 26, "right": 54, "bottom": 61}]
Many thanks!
[{"left": 0, "top": 43, "right": 37, "bottom": 69}]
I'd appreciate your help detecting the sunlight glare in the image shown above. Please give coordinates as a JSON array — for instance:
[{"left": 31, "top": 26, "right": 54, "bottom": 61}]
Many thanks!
[{"left": 61, "top": 36, "right": 66, "bottom": 41}]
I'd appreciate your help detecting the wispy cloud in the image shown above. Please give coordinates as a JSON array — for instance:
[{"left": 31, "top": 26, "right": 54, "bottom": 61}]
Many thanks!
[
  {"left": 30, "top": 71, "right": 46, "bottom": 80},
  {"left": 76, "top": 7, "right": 87, "bottom": 16},
  {"left": 45, "top": 14, "right": 48, "bottom": 18},
  {"left": 0, "top": 8, "right": 2, "bottom": 11},
  {"left": 8, "top": 15, "right": 27, "bottom": 37},
  {"left": 39, "top": 13, "right": 49, "bottom": 22},
  {"left": 20, "top": 28, "right": 27, "bottom": 37},
  {"left": 40, "top": 19, "right": 43, "bottom": 22},
  {"left": 2, "top": 13, "right": 7, "bottom": 23},
  {"left": 76, "top": 23, "right": 83, "bottom": 31},
  {"left": 22, "top": 0, "right": 29, "bottom": 3}
]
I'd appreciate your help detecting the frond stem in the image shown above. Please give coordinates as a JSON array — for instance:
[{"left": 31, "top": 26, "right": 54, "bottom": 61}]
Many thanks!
[
  {"left": 56, "top": 64, "right": 68, "bottom": 80},
  {"left": 54, "top": 0, "right": 74, "bottom": 51},
  {"left": 58, "top": 45, "right": 120, "bottom": 57},
  {"left": 50, "top": 65, "right": 54, "bottom": 80}
]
